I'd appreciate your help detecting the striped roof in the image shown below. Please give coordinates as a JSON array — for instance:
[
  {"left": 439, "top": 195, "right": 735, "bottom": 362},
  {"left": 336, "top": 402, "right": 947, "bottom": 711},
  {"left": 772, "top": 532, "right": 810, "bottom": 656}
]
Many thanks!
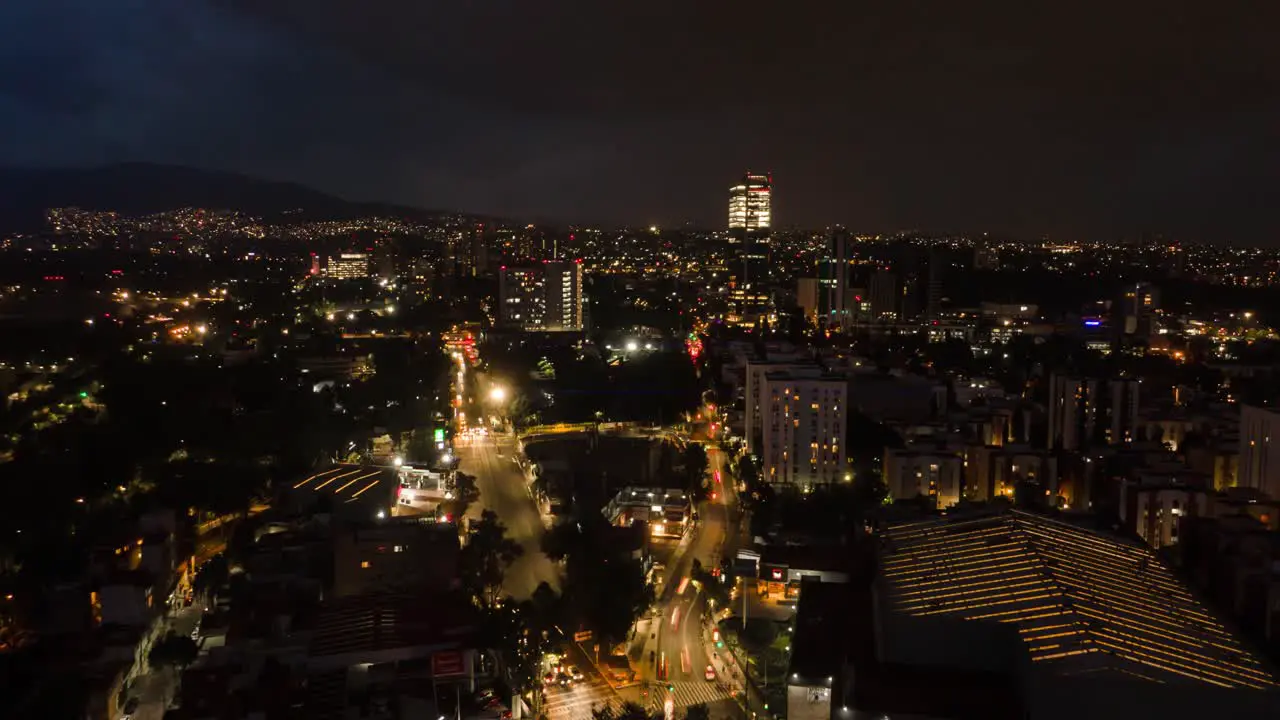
[{"left": 878, "top": 509, "right": 1278, "bottom": 690}]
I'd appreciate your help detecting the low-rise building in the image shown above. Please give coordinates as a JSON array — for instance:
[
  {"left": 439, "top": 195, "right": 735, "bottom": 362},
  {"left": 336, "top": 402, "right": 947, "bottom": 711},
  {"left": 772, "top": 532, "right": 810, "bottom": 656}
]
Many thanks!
[
  {"left": 333, "top": 518, "right": 460, "bottom": 598},
  {"left": 883, "top": 446, "right": 963, "bottom": 509},
  {"left": 604, "top": 487, "right": 692, "bottom": 538},
  {"left": 757, "top": 545, "right": 849, "bottom": 601}
]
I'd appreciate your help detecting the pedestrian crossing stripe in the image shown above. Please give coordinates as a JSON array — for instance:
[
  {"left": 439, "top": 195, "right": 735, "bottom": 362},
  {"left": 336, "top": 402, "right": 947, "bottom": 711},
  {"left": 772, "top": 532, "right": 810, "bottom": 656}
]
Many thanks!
[
  {"left": 540, "top": 683, "right": 621, "bottom": 720},
  {"left": 649, "top": 681, "right": 732, "bottom": 711},
  {"left": 544, "top": 698, "right": 624, "bottom": 720}
]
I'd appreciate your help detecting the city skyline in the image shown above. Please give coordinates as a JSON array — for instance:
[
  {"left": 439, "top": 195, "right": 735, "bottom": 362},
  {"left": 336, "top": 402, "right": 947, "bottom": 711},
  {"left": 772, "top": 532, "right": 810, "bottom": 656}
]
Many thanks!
[
  {"left": 9, "top": 3, "right": 1280, "bottom": 719},
  {"left": 2, "top": 2, "right": 1278, "bottom": 242}
]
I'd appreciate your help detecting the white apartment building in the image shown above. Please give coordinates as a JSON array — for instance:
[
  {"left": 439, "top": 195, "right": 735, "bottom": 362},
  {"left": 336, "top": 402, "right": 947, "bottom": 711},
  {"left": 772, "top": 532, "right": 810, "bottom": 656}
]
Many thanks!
[
  {"left": 759, "top": 371, "right": 848, "bottom": 489},
  {"left": 744, "top": 361, "right": 820, "bottom": 456}
]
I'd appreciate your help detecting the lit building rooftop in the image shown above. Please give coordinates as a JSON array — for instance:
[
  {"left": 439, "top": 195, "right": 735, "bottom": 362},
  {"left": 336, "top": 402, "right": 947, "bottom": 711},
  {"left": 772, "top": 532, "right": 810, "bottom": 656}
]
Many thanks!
[{"left": 878, "top": 509, "right": 1279, "bottom": 690}]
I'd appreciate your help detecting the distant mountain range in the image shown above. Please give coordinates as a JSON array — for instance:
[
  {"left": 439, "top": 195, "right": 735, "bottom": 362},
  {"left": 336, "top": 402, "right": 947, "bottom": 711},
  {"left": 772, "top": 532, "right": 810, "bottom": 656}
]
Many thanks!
[{"left": 0, "top": 163, "right": 448, "bottom": 232}]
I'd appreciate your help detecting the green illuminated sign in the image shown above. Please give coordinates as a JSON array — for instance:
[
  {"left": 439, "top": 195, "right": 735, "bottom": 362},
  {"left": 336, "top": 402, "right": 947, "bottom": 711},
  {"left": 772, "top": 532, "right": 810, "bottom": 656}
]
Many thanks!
[{"left": 433, "top": 428, "right": 445, "bottom": 443}]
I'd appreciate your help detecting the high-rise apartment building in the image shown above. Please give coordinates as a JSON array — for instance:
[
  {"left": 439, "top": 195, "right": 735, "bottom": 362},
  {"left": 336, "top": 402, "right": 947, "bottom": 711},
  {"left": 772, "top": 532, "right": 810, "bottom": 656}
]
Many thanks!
[
  {"left": 447, "top": 226, "right": 491, "bottom": 277},
  {"left": 744, "top": 361, "right": 821, "bottom": 455},
  {"left": 1047, "top": 374, "right": 1140, "bottom": 451},
  {"left": 497, "top": 260, "right": 585, "bottom": 332},
  {"left": 498, "top": 267, "right": 546, "bottom": 329},
  {"left": 327, "top": 253, "right": 371, "bottom": 281},
  {"left": 1239, "top": 405, "right": 1280, "bottom": 500},
  {"left": 727, "top": 172, "right": 772, "bottom": 239},
  {"left": 759, "top": 370, "right": 848, "bottom": 489},
  {"left": 543, "top": 260, "right": 584, "bottom": 331}
]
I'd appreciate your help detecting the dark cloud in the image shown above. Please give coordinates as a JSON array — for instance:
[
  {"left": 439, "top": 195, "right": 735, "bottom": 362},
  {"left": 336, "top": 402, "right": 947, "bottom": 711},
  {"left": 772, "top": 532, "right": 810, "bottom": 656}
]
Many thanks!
[{"left": 2, "top": 0, "right": 1278, "bottom": 241}]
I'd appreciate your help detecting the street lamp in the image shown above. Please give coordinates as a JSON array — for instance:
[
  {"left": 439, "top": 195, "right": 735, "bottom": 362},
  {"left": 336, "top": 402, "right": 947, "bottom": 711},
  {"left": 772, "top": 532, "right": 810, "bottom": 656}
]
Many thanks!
[
  {"left": 489, "top": 386, "right": 507, "bottom": 402},
  {"left": 393, "top": 456, "right": 404, "bottom": 467}
]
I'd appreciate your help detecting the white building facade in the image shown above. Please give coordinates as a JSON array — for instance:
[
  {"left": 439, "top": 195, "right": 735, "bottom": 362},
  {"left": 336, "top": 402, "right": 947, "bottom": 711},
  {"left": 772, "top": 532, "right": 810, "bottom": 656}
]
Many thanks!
[{"left": 760, "top": 371, "right": 848, "bottom": 489}]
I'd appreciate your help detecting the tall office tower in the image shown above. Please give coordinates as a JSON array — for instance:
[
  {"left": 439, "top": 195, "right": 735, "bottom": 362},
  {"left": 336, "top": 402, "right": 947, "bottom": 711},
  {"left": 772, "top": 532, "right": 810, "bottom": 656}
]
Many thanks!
[
  {"left": 817, "top": 229, "right": 855, "bottom": 330},
  {"left": 1116, "top": 281, "right": 1159, "bottom": 337},
  {"left": 727, "top": 171, "right": 772, "bottom": 241},
  {"left": 1238, "top": 405, "right": 1280, "bottom": 499},
  {"left": 543, "top": 260, "right": 584, "bottom": 331},
  {"left": 327, "top": 253, "right": 371, "bottom": 280},
  {"left": 869, "top": 270, "right": 897, "bottom": 320},
  {"left": 759, "top": 370, "right": 848, "bottom": 489},
  {"left": 497, "top": 260, "right": 585, "bottom": 332}
]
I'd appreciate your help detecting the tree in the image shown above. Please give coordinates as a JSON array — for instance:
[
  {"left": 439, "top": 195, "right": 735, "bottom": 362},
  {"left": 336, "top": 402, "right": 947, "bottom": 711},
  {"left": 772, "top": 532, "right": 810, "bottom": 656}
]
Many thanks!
[
  {"left": 736, "top": 454, "right": 760, "bottom": 493},
  {"left": 849, "top": 471, "right": 888, "bottom": 509},
  {"left": 685, "top": 704, "right": 711, "bottom": 720},
  {"left": 443, "top": 471, "right": 480, "bottom": 520},
  {"left": 148, "top": 631, "right": 198, "bottom": 676},
  {"left": 593, "top": 701, "right": 649, "bottom": 720},
  {"left": 582, "top": 555, "right": 653, "bottom": 647},
  {"left": 540, "top": 520, "right": 581, "bottom": 562},
  {"left": 480, "top": 594, "right": 558, "bottom": 715},
  {"left": 192, "top": 553, "right": 228, "bottom": 599},
  {"left": 459, "top": 510, "right": 524, "bottom": 606},
  {"left": 550, "top": 517, "right": 653, "bottom": 649},
  {"left": 739, "top": 618, "right": 778, "bottom": 654},
  {"left": 682, "top": 444, "right": 709, "bottom": 503}
]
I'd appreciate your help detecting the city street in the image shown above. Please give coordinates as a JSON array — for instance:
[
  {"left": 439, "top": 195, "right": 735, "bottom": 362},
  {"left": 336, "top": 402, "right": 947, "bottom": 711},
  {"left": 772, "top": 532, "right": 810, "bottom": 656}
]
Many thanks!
[
  {"left": 450, "top": 348, "right": 560, "bottom": 599},
  {"left": 540, "top": 659, "right": 623, "bottom": 720},
  {"left": 128, "top": 603, "right": 204, "bottom": 720},
  {"left": 626, "top": 443, "right": 741, "bottom": 717},
  {"left": 458, "top": 431, "right": 561, "bottom": 599}
]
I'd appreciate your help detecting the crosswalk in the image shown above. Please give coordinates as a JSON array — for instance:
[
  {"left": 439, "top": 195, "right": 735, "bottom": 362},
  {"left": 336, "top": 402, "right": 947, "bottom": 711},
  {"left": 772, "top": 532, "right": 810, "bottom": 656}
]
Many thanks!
[
  {"left": 541, "top": 676, "right": 618, "bottom": 720},
  {"left": 647, "top": 681, "right": 733, "bottom": 711}
]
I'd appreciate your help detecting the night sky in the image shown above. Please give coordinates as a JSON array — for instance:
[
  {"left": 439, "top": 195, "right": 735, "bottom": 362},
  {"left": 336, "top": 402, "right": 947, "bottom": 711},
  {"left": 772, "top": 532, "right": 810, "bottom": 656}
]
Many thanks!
[{"left": 2, "top": 1, "right": 1277, "bottom": 241}]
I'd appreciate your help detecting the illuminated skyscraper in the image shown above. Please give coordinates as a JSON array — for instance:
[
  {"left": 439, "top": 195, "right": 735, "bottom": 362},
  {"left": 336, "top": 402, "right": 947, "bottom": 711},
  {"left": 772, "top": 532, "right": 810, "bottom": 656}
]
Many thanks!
[
  {"left": 727, "top": 172, "right": 772, "bottom": 238},
  {"left": 326, "top": 253, "right": 370, "bottom": 280}
]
